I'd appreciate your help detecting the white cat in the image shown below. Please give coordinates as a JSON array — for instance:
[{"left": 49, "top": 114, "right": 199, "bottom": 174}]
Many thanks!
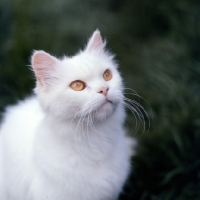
[{"left": 0, "top": 30, "right": 134, "bottom": 200}]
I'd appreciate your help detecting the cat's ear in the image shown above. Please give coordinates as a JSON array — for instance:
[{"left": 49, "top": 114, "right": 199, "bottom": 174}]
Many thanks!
[
  {"left": 31, "top": 50, "right": 59, "bottom": 88},
  {"left": 85, "top": 29, "right": 106, "bottom": 53}
]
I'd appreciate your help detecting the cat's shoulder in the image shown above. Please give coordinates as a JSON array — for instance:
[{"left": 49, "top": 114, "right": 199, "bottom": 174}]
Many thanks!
[{"left": 1, "top": 96, "right": 43, "bottom": 126}]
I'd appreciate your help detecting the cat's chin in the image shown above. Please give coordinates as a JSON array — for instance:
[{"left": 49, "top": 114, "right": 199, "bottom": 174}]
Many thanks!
[{"left": 91, "top": 100, "right": 117, "bottom": 122}]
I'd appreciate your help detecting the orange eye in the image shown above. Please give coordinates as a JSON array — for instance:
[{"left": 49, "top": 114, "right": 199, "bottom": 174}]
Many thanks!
[
  {"left": 70, "top": 80, "right": 85, "bottom": 91},
  {"left": 103, "top": 69, "right": 112, "bottom": 81}
]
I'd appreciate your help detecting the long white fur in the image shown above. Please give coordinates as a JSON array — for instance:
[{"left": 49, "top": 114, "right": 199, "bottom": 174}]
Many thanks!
[{"left": 0, "top": 30, "right": 132, "bottom": 200}]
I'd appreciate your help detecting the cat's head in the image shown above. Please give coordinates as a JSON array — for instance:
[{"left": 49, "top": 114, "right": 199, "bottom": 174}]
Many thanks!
[{"left": 31, "top": 30, "right": 124, "bottom": 123}]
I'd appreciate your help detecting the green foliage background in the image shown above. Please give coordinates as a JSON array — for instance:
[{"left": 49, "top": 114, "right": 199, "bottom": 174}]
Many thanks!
[{"left": 0, "top": 0, "right": 200, "bottom": 199}]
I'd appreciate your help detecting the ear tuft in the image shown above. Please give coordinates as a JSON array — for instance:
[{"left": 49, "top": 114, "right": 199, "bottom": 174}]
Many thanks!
[
  {"left": 31, "top": 50, "right": 59, "bottom": 87},
  {"left": 85, "top": 29, "right": 106, "bottom": 53}
]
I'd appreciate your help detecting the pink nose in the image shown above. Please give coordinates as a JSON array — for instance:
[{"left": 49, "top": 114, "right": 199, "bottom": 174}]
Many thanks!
[{"left": 98, "top": 87, "right": 109, "bottom": 96}]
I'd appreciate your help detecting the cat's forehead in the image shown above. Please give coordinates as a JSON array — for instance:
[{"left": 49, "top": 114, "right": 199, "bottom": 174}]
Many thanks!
[{"left": 60, "top": 52, "right": 116, "bottom": 80}]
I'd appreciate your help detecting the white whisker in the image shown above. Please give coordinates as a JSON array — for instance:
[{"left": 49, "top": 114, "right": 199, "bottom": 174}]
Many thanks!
[
  {"left": 123, "top": 87, "right": 153, "bottom": 118},
  {"left": 115, "top": 90, "right": 151, "bottom": 133}
]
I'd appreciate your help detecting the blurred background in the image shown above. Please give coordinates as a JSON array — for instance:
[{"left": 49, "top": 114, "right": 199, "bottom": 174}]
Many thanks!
[{"left": 1, "top": 0, "right": 200, "bottom": 199}]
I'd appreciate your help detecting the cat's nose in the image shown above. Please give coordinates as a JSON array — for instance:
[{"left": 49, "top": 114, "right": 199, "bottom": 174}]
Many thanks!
[{"left": 98, "top": 87, "right": 109, "bottom": 96}]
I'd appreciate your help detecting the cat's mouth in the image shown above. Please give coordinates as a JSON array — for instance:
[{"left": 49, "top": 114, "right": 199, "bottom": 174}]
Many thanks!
[
  {"left": 83, "top": 99, "right": 116, "bottom": 122},
  {"left": 96, "top": 99, "right": 115, "bottom": 113},
  {"left": 102, "top": 99, "right": 112, "bottom": 106}
]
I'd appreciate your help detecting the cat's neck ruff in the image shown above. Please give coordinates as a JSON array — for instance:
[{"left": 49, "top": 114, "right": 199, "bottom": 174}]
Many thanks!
[
  {"left": 40, "top": 102, "right": 125, "bottom": 141},
  {"left": 33, "top": 102, "right": 125, "bottom": 166}
]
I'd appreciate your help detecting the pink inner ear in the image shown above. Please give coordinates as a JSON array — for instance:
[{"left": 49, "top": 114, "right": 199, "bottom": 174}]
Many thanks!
[
  {"left": 91, "top": 32, "right": 103, "bottom": 48},
  {"left": 31, "top": 51, "right": 58, "bottom": 86},
  {"left": 86, "top": 30, "right": 106, "bottom": 52}
]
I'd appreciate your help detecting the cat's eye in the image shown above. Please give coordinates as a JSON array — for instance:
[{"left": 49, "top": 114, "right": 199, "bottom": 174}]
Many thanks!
[
  {"left": 103, "top": 69, "right": 112, "bottom": 81},
  {"left": 70, "top": 80, "right": 85, "bottom": 91}
]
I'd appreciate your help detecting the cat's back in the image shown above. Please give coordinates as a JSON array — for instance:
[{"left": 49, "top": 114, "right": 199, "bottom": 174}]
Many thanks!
[
  {"left": 0, "top": 96, "right": 43, "bottom": 134},
  {"left": 0, "top": 95, "right": 43, "bottom": 163},
  {"left": 0, "top": 96, "right": 44, "bottom": 199}
]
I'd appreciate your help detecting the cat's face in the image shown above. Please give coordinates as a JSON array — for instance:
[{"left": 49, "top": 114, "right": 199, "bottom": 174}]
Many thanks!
[{"left": 31, "top": 30, "right": 124, "bottom": 123}]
